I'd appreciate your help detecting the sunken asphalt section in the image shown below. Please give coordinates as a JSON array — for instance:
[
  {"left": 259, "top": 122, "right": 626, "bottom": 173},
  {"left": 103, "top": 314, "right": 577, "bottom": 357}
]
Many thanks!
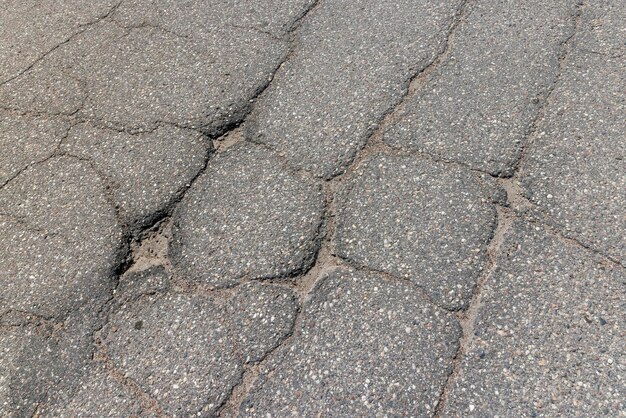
[{"left": 1, "top": 1, "right": 624, "bottom": 417}]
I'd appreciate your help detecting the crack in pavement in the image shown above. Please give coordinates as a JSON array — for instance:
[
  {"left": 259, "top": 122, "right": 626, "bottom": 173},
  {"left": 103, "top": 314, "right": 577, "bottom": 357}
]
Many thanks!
[
  {"left": 0, "top": 1, "right": 123, "bottom": 88},
  {"left": 509, "top": 0, "right": 585, "bottom": 177},
  {"left": 2, "top": 0, "right": 624, "bottom": 415},
  {"left": 49, "top": 2, "right": 330, "bottom": 412},
  {"left": 433, "top": 205, "right": 514, "bottom": 417}
]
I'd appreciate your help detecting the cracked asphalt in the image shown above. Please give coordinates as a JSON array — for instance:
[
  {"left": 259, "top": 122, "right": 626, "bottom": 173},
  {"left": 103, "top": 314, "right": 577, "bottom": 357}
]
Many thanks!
[{"left": 1, "top": 0, "right": 624, "bottom": 417}]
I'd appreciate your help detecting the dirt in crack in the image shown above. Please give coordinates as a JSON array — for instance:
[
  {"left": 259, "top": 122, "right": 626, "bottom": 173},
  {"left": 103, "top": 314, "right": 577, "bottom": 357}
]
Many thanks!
[{"left": 126, "top": 218, "right": 172, "bottom": 274}]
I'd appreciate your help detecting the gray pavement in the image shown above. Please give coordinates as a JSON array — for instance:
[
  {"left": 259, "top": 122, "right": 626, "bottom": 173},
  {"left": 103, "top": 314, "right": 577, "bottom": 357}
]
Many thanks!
[
  {"left": 1, "top": 0, "right": 624, "bottom": 417},
  {"left": 334, "top": 154, "right": 498, "bottom": 310},
  {"left": 444, "top": 220, "right": 625, "bottom": 416},
  {"left": 382, "top": 0, "right": 579, "bottom": 176}
]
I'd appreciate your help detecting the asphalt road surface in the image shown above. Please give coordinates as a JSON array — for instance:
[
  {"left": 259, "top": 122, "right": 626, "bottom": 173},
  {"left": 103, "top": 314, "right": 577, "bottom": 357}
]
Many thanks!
[{"left": 1, "top": 0, "right": 624, "bottom": 417}]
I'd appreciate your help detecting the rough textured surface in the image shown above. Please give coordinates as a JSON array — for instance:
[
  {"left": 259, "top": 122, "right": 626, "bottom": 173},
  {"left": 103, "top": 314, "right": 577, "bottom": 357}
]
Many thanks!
[
  {"left": 519, "top": 2, "right": 626, "bottom": 265},
  {"left": 0, "top": 111, "right": 67, "bottom": 186},
  {"left": 115, "top": 266, "right": 171, "bottom": 302},
  {"left": 0, "top": 326, "right": 57, "bottom": 417},
  {"left": 40, "top": 365, "right": 144, "bottom": 418},
  {"left": 0, "top": 0, "right": 119, "bottom": 83},
  {"left": 383, "top": 0, "right": 579, "bottom": 176},
  {"left": 0, "top": 157, "right": 122, "bottom": 319},
  {"left": 574, "top": 0, "right": 624, "bottom": 58},
  {"left": 61, "top": 122, "right": 211, "bottom": 230},
  {"left": 113, "top": 0, "right": 314, "bottom": 38},
  {"left": 335, "top": 154, "right": 497, "bottom": 309},
  {"left": 171, "top": 144, "right": 324, "bottom": 287},
  {"left": 0, "top": 21, "right": 286, "bottom": 134},
  {"left": 445, "top": 221, "right": 626, "bottom": 417},
  {"left": 226, "top": 283, "right": 299, "bottom": 363},
  {"left": 0, "top": 0, "right": 317, "bottom": 136},
  {"left": 103, "top": 292, "right": 242, "bottom": 417},
  {"left": 246, "top": 0, "right": 462, "bottom": 178},
  {"left": 0, "top": 314, "right": 95, "bottom": 418},
  {"left": 102, "top": 279, "right": 298, "bottom": 416},
  {"left": 241, "top": 268, "right": 461, "bottom": 416},
  {"left": 1, "top": 1, "right": 624, "bottom": 415}
]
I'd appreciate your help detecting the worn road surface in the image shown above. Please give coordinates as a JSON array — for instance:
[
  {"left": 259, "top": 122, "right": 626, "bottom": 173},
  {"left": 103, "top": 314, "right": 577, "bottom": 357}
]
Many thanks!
[{"left": 1, "top": 1, "right": 624, "bottom": 417}]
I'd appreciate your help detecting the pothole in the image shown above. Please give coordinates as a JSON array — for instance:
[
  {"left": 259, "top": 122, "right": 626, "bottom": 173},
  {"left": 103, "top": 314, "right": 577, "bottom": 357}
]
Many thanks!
[
  {"left": 213, "top": 126, "right": 244, "bottom": 152},
  {"left": 126, "top": 218, "right": 172, "bottom": 274}
]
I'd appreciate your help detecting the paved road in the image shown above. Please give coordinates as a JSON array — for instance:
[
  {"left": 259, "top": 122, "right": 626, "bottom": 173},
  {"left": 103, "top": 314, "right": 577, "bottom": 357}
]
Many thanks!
[{"left": 1, "top": 1, "right": 624, "bottom": 417}]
